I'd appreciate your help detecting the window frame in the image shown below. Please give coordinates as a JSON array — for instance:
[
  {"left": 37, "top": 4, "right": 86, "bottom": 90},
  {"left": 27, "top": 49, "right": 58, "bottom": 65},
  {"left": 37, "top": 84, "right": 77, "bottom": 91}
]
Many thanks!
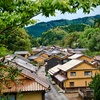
[
  {"left": 70, "top": 82, "right": 74, "bottom": 87},
  {"left": 84, "top": 71, "right": 92, "bottom": 76},
  {"left": 70, "top": 72, "right": 76, "bottom": 76}
]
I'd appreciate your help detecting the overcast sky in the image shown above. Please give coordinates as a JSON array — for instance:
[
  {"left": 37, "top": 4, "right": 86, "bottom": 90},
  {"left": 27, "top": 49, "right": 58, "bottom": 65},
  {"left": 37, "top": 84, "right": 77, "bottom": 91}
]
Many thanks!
[{"left": 33, "top": 6, "right": 100, "bottom": 23}]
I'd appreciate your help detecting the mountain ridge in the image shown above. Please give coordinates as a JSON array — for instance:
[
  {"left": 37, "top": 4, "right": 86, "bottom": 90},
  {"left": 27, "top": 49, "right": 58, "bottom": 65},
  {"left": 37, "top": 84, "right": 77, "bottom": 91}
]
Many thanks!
[{"left": 25, "top": 14, "right": 100, "bottom": 37}]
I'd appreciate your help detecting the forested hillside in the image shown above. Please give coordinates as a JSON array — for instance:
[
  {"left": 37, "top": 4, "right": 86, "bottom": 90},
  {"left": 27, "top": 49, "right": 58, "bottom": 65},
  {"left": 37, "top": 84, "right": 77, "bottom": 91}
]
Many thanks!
[
  {"left": 26, "top": 15, "right": 100, "bottom": 37},
  {"left": 0, "top": 28, "right": 38, "bottom": 57},
  {"left": 37, "top": 18, "right": 100, "bottom": 56},
  {"left": 0, "top": 16, "right": 100, "bottom": 57}
]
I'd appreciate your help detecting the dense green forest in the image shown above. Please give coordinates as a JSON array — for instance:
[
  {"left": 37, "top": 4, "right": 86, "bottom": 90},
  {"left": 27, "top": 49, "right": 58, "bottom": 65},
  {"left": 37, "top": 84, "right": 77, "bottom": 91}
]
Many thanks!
[
  {"left": 0, "top": 16, "right": 100, "bottom": 57},
  {"left": 37, "top": 17, "right": 100, "bottom": 56},
  {"left": 26, "top": 15, "right": 100, "bottom": 37},
  {"left": 0, "top": 28, "right": 38, "bottom": 57}
]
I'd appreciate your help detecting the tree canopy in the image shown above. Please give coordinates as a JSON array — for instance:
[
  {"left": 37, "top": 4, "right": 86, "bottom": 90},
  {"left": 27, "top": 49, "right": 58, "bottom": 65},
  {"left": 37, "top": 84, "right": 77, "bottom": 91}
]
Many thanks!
[
  {"left": 0, "top": 0, "right": 100, "bottom": 34},
  {"left": 79, "top": 28, "right": 100, "bottom": 51},
  {"left": 89, "top": 73, "right": 100, "bottom": 100}
]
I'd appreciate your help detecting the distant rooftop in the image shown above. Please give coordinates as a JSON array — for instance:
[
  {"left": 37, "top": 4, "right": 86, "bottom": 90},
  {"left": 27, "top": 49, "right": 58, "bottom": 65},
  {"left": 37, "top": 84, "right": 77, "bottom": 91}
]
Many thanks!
[
  {"left": 14, "top": 51, "right": 29, "bottom": 54},
  {"left": 68, "top": 53, "right": 84, "bottom": 59}
]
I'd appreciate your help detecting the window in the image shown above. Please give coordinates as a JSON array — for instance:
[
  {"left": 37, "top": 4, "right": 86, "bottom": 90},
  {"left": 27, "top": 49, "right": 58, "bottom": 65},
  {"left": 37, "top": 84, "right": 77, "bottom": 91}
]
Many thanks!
[
  {"left": 70, "top": 82, "right": 74, "bottom": 87},
  {"left": 84, "top": 71, "right": 92, "bottom": 76},
  {"left": 70, "top": 72, "right": 76, "bottom": 76}
]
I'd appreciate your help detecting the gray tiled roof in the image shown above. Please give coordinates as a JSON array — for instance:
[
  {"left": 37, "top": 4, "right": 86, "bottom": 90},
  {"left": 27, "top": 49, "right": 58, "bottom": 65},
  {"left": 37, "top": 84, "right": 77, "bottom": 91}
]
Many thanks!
[
  {"left": 14, "top": 51, "right": 29, "bottom": 54},
  {"left": 4, "top": 55, "right": 37, "bottom": 72}
]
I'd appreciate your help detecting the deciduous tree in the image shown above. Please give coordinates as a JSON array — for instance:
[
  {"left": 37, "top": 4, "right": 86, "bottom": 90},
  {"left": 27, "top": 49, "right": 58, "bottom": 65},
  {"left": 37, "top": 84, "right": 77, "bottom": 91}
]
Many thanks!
[
  {"left": 89, "top": 73, "right": 100, "bottom": 100},
  {"left": 0, "top": 0, "right": 100, "bottom": 34}
]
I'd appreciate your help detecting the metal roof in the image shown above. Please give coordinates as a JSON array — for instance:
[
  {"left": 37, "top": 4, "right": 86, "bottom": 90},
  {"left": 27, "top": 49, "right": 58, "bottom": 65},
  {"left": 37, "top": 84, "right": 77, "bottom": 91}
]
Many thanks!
[
  {"left": 14, "top": 51, "right": 29, "bottom": 54},
  {"left": 58, "top": 59, "right": 83, "bottom": 72},
  {"left": 21, "top": 69, "right": 49, "bottom": 89},
  {"left": 51, "top": 49, "right": 60, "bottom": 54},
  {"left": 4, "top": 55, "right": 37, "bottom": 72},
  {"left": 68, "top": 53, "right": 84, "bottom": 59},
  {"left": 94, "top": 56, "right": 100, "bottom": 61},
  {"left": 2, "top": 79, "right": 48, "bottom": 93},
  {"left": 5, "top": 54, "right": 30, "bottom": 62},
  {"left": 48, "top": 64, "right": 61, "bottom": 75},
  {"left": 28, "top": 51, "right": 44, "bottom": 60},
  {"left": 14, "top": 58, "right": 37, "bottom": 72},
  {"left": 54, "top": 74, "right": 67, "bottom": 82},
  {"left": 1, "top": 65, "right": 49, "bottom": 93}
]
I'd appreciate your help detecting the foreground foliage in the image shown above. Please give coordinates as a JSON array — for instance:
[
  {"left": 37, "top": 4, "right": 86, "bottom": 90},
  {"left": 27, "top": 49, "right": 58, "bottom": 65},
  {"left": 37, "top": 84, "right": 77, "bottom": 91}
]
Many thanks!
[
  {"left": 89, "top": 73, "right": 100, "bottom": 100},
  {"left": 0, "top": 0, "right": 100, "bottom": 35},
  {"left": 0, "top": 63, "right": 22, "bottom": 95}
]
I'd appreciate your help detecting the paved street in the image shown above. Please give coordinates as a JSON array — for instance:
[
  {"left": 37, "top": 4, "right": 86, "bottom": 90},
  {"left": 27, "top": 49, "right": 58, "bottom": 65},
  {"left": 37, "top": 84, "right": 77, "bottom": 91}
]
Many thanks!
[{"left": 37, "top": 66, "right": 68, "bottom": 100}]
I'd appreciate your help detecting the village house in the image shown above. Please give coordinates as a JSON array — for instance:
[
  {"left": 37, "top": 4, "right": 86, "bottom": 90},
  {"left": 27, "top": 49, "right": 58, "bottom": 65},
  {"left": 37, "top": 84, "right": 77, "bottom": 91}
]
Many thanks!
[
  {"left": 14, "top": 51, "right": 31, "bottom": 58},
  {"left": 45, "top": 52, "right": 71, "bottom": 72},
  {"left": 48, "top": 59, "right": 99, "bottom": 92},
  {"left": 93, "top": 55, "right": 100, "bottom": 67},
  {"left": 4, "top": 54, "right": 38, "bottom": 73},
  {"left": 32, "top": 48, "right": 43, "bottom": 55},
  {"left": 68, "top": 53, "right": 92, "bottom": 63},
  {"left": 0, "top": 58, "right": 50, "bottom": 100},
  {"left": 28, "top": 50, "right": 51, "bottom": 66}
]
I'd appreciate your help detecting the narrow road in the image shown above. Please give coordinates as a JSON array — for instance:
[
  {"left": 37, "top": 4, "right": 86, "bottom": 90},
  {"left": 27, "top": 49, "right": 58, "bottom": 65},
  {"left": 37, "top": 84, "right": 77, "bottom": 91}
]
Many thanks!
[{"left": 37, "top": 66, "right": 68, "bottom": 100}]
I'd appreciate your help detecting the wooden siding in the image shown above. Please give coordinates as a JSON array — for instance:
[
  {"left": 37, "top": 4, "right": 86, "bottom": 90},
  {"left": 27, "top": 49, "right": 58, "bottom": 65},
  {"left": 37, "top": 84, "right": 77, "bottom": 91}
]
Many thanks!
[
  {"left": 67, "top": 70, "right": 97, "bottom": 79},
  {"left": 64, "top": 62, "right": 98, "bottom": 88},
  {"left": 78, "top": 56, "right": 91, "bottom": 63},
  {"left": 64, "top": 78, "right": 92, "bottom": 88}
]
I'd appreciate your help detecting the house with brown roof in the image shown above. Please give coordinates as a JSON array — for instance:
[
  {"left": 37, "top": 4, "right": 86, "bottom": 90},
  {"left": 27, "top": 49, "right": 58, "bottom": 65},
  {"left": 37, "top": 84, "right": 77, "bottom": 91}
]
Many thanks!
[
  {"left": 48, "top": 59, "right": 99, "bottom": 92},
  {"left": 0, "top": 63, "right": 50, "bottom": 100}
]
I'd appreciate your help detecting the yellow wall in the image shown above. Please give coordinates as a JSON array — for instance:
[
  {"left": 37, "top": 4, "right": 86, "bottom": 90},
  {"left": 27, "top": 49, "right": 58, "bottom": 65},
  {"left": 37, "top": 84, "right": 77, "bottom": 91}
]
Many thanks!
[
  {"left": 17, "top": 92, "right": 43, "bottom": 100},
  {"left": 64, "top": 62, "right": 99, "bottom": 88},
  {"left": 67, "top": 70, "right": 97, "bottom": 79},
  {"left": 64, "top": 78, "right": 92, "bottom": 88},
  {"left": 67, "top": 63, "right": 97, "bottom": 78},
  {"left": 78, "top": 56, "right": 91, "bottom": 63},
  {"left": 72, "top": 63, "right": 95, "bottom": 70}
]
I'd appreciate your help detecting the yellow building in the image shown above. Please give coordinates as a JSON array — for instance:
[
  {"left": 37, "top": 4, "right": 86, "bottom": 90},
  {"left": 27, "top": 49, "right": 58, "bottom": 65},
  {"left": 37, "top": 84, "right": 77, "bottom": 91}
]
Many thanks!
[
  {"left": 49, "top": 59, "right": 99, "bottom": 91},
  {"left": 0, "top": 65, "right": 50, "bottom": 100},
  {"left": 28, "top": 51, "right": 49, "bottom": 66},
  {"left": 68, "top": 53, "right": 92, "bottom": 63}
]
